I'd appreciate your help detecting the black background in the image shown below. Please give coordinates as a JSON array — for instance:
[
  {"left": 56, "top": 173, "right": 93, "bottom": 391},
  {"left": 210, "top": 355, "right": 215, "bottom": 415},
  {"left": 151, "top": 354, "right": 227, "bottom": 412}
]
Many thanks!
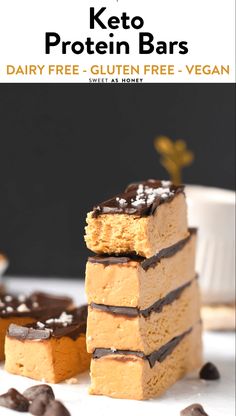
[{"left": 0, "top": 84, "right": 235, "bottom": 277}]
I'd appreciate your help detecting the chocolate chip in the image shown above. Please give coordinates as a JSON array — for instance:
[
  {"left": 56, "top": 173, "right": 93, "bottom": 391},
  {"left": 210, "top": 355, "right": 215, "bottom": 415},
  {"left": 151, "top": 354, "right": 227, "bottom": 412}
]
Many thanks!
[
  {"left": 29, "top": 392, "right": 53, "bottom": 416},
  {"left": 0, "top": 388, "right": 29, "bottom": 412},
  {"left": 44, "top": 400, "right": 71, "bottom": 416},
  {"left": 199, "top": 362, "right": 220, "bottom": 380},
  {"left": 23, "top": 384, "right": 55, "bottom": 401},
  {"left": 29, "top": 400, "right": 45, "bottom": 416},
  {"left": 180, "top": 403, "right": 209, "bottom": 416}
]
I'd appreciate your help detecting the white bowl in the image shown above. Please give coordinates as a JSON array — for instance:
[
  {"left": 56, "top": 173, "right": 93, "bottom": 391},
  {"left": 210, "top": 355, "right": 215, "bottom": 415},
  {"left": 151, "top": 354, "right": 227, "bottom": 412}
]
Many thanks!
[{"left": 185, "top": 185, "right": 235, "bottom": 304}]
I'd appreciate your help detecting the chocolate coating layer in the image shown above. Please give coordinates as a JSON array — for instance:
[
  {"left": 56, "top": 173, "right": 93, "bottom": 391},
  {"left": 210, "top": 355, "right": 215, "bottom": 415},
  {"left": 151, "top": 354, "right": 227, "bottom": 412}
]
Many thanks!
[
  {"left": 91, "top": 276, "right": 195, "bottom": 318},
  {"left": 7, "top": 305, "right": 87, "bottom": 341},
  {"left": 92, "top": 179, "right": 184, "bottom": 218},
  {"left": 0, "top": 291, "right": 72, "bottom": 319},
  {"left": 93, "top": 327, "right": 192, "bottom": 368},
  {"left": 88, "top": 255, "right": 141, "bottom": 266}
]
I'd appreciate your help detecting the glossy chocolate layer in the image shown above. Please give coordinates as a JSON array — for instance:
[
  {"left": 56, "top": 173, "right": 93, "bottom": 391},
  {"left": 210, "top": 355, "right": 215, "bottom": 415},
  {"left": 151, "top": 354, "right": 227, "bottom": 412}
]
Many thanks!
[
  {"left": 88, "top": 254, "right": 141, "bottom": 267},
  {"left": 0, "top": 292, "right": 72, "bottom": 320},
  {"left": 88, "top": 228, "right": 197, "bottom": 271},
  {"left": 7, "top": 305, "right": 88, "bottom": 341},
  {"left": 92, "top": 179, "right": 184, "bottom": 218},
  {"left": 93, "top": 327, "right": 192, "bottom": 368},
  {"left": 90, "top": 276, "right": 196, "bottom": 318}
]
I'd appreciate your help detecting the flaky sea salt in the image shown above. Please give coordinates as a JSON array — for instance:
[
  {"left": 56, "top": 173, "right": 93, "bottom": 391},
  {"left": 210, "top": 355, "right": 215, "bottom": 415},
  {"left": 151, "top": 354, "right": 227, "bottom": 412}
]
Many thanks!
[
  {"left": 131, "top": 198, "right": 146, "bottom": 207},
  {"left": 118, "top": 198, "right": 127, "bottom": 207},
  {"left": 17, "top": 303, "right": 30, "bottom": 312},
  {"left": 59, "top": 311, "right": 73, "bottom": 325},
  {"left": 136, "top": 185, "right": 144, "bottom": 195},
  {"left": 130, "top": 182, "right": 174, "bottom": 208},
  {"left": 116, "top": 197, "right": 127, "bottom": 207},
  {"left": 45, "top": 318, "right": 55, "bottom": 325},
  {"left": 37, "top": 321, "right": 45, "bottom": 329},
  {"left": 161, "top": 180, "right": 171, "bottom": 187},
  {"left": 45, "top": 311, "right": 73, "bottom": 327},
  {"left": 155, "top": 187, "right": 170, "bottom": 196}
]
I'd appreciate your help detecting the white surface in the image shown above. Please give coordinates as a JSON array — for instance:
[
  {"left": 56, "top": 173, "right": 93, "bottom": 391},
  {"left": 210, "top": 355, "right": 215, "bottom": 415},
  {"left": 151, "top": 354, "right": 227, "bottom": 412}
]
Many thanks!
[
  {"left": 0, "top": 278, "right": 235, "bottom": 416},
  {"left": 186, "top": 185, "right": 235, "bottom": 304}
]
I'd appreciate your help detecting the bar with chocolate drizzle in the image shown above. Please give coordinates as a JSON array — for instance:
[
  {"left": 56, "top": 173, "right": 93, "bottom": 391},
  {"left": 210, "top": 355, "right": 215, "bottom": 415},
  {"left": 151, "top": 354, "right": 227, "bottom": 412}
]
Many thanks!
[
  {"left": 7, "top": 305, "right": 87, "bottom": 341},
  {"left": 92, "top": 179, "right": 184, "bottom": 218}
]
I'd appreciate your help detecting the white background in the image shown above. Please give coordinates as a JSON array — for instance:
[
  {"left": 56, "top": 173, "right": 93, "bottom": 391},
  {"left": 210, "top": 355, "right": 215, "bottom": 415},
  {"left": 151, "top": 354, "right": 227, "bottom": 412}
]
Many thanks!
[{"left": 0, "top": 0, "right": 235, "bottom": 82}]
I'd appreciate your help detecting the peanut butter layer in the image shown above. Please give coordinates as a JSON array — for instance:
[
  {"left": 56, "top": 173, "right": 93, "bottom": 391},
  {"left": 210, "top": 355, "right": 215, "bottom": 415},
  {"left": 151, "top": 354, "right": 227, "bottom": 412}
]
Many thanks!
[
  {"left": 0, "top": 317, "right": 36, "bottom": 361},
  {"left": 5, "top": 306, "right": 91, "bottom": 383},
  {"left": 5, "top": 334, "right": 90, "bottom": 383},
  {"left": 86, "top": 230, "right": 196, "bottom": 308},
  {"left": 85, "top": 182, "right": 188, "bottom": 257},
  {"left": 89, "top": 323, "right": 202, "bottom": 400},
  {"left": 87, "top": 279, "right": 200, "bottom": 354}
]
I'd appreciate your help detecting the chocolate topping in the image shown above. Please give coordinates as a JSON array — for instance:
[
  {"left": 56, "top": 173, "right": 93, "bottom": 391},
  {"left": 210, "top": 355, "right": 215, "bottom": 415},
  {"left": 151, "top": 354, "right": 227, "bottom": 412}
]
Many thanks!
[
  {"left": 88, "top": 254, "right": 141, "bottom": 266},
  {"left": 0, "top": 291, "right": 72, "bottom": 320},
  {"left": 0, "top": 388, "right": 29, "bottom": 412},
  {"left": 7, "top": 305, "right": 87, "bottom": 341},
  {"left": 92, "top": 179, "right": 184, "bottom": 218},
  {"left": 180, "top": 403, "right": 209, "bottom": 416},
  {"left": 23, "top": 385, "right": 55, "bottom": 402},
  {"left": 91, "top": 277, "right": 195, "bottom": 318},
  {"left": 88, "top": 228, "right": 197, "bottom": 271},
  {"left": 93, "top": 327, "right": 192, "bottom": 368},
  {"left": 199, "top": 362, "right": 220, "bottom": 380}
]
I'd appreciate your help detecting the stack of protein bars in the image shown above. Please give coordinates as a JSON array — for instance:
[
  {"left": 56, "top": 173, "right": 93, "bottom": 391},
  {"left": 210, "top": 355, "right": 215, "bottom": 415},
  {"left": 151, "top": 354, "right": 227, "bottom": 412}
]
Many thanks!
[{"left": 85, "top": 179, "right": 202, "bottom": 400}]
